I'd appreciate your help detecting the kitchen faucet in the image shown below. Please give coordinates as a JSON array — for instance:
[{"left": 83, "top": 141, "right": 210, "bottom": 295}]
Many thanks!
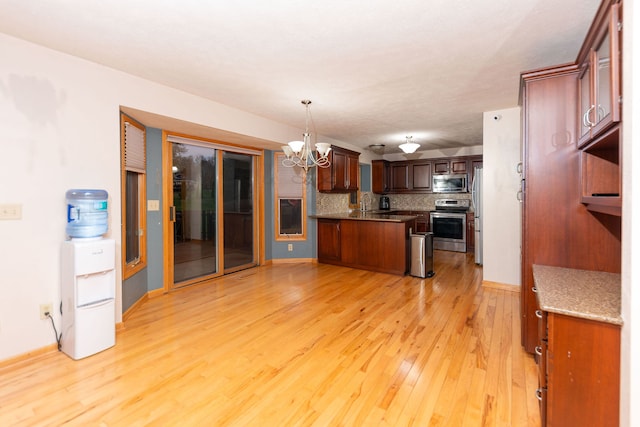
[{"left": 360, "top": 193, "right": 372, "bottom": 211}]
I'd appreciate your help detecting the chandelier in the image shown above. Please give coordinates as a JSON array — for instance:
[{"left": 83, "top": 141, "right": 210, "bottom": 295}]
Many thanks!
[
  {"left": 281, "top": 100, "right": 332, "bottom": 172},
  {"left": 399, "top": 135, "right": 420, "bottom": 154}
]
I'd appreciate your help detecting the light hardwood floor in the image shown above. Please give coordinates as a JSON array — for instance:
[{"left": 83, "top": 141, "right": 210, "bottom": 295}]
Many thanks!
[{"left": 0, "top": 251, "right": 541, "bottom": 426}]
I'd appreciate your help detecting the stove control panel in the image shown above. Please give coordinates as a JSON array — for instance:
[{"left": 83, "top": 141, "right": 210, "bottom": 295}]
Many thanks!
[{"left": 435, "top": 199, "right": 470, "bottom": 210}]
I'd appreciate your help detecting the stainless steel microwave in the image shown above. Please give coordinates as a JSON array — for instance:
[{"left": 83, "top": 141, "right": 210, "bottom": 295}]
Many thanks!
[{"left": 432, "top": 173, "right": 468, "bottom": 193}]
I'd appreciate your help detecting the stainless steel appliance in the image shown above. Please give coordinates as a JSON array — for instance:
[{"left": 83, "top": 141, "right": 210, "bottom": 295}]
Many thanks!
[
  {"left": 471, "top": 166, "right": 483, "bottom": 265},
  {"left": 430, "top": 199, "right": 469, "bottom": 252},
  {"left": 432, "top": 173, "right": 468, "bottom": 193},
  {"left": 410, "top": 232, "right": 434, "bottom": 278},
  {"left": 379, "top": 196, "right": 390, "bottom": 210}
]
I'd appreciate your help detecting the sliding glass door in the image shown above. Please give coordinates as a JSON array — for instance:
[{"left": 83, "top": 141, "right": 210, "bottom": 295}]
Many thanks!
[
  {"left": 172, "top": 143, "right": 218, "bottom": 284},
  {"left": 222, "top": 152, "right": 255, "bottom": 272},
  {"left": 168, "top": 136, "right": 259, "bottom": 289}
]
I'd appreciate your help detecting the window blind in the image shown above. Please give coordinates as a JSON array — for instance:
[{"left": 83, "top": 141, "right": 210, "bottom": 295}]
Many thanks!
[
  {"left": 124, "top": 122, "right": 146, "bottom": 173},
  {"left": 277, "top": 162, "right": 304, "bottom": 198}
]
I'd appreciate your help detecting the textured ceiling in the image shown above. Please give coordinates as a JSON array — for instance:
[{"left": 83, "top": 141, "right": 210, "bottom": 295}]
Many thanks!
[{"left": 0, "top": 0, "right": 600, "bottom": 153}]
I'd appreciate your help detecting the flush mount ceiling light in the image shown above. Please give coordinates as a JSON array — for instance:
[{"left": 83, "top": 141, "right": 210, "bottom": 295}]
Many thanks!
[
  {"left": 368, "top": 144, "right": 386, "bottom": 155},
  {"left": 399, "top": 136, "right": 420, "bottom": 154},
  {"left": 281, "top": 99, "right": 331, "bottom": 173}
]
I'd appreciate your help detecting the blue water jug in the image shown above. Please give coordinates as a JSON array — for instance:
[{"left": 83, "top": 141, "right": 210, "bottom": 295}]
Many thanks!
[{"left": 66, "top": 189, "right": 109, "bottom": 238}]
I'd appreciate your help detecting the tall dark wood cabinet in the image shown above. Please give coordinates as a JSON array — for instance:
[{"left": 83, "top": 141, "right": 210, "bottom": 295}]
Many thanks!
[{"left": 519, "top": 64, "right": 621, "bottom": 354}]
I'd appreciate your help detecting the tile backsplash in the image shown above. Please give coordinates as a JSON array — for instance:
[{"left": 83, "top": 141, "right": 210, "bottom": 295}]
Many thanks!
[{"left": 315, "top": 191, "right": 472, "bottom": 214}]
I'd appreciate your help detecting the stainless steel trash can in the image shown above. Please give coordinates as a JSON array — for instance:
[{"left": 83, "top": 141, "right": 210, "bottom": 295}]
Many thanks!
[{"left": 410, "top": 232, "right": 435, "bottom": 278}]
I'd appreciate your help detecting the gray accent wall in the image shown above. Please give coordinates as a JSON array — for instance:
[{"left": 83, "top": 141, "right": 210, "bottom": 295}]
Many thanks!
[
  {"left": 146, "top": 127, "right": 164, "bottom": 290},
  {"left": 269, "top": 151, "right": 317, "bottom": 260},
  {"left": 122, "top": 126, "right": 163, "bottom": 314}
]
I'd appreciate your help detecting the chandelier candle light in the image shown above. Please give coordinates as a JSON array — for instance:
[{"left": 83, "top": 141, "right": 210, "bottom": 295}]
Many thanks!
[
  {"left": 399, "top": 135, "right": 420, "bottom": 154},
  {"left": 282, "top": 100, "right": 332, "bottom": 172}
]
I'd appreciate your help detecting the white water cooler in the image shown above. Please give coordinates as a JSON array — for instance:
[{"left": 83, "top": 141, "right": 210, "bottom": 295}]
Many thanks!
[{"left": 61, "top": 238, "right": 116, "bottom": 359}]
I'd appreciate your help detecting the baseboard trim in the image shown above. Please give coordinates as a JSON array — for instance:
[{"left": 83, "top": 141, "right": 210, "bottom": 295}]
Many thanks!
[
  {"left": 271, "top": 258, "right": 317, "bottom": 264},
  {"left": 0, "top": 344, "right": 59, "bottom": 369},
  {"left": 482, "top": 280, "right": 520, "bottom": 293},
  {"left": 123, "top": 293, "right": 149, "bottom": 322},
  {"left": 148, "top": 288, "right": 165, "bottom": 299}
]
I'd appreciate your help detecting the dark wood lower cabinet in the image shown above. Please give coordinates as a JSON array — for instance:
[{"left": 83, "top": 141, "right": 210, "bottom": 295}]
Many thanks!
[
  {"left": 539, "top": 312, "right": 620, "bottom": 427},
  {"left": 394, "top": 210, "right": 429, "bottom": 233},
  {"left": 317, "top": 219, "right": 412, "bottom": 275},
  {"left": 317, "top": 219, "right": 341, "bottom": 261},
  {"left": 466, "top": 212, "right": 474, "bottom": 253}
]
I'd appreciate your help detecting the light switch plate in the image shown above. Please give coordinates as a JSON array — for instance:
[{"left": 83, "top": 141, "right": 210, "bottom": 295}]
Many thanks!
[
  {"left": 147, "top": 200, "right": 160, "bottom": 211},
  {"left": 0, "top": 204, "right": 22, "bottom": 220}
]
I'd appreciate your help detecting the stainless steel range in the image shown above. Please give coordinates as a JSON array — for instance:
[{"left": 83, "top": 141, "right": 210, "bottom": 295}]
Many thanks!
[{"left": 430, "top": 199, "right": 469, "bottom": 252}]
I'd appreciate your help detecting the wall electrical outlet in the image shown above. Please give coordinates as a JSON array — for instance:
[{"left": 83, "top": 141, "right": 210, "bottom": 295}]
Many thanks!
[
  {"left": 287, "top": 243, "right": 293, "bottom": 252},
  {"left": 40, "top": 303, "right": 53, "bottom": 320}
]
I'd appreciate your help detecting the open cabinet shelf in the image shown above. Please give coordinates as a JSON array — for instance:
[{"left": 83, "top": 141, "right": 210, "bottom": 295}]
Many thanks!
[{"left": 580, "top": 125, "right": 621, "bottom": 216}]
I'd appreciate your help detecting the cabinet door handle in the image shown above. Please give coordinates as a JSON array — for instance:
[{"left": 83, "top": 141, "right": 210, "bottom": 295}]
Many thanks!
[
  {"left": 516, "top": 190, "right": 523, "bottom": 202},
  {"left": 516, "top": 162, "right": 523, "bottom": 175},
  {"left": 585, "top": 105, "right": 596, "bottom": 127},
  {"left": 535, "top": 309, "right": 543, "bottom": 319},
  {"left": 535, "top": 388, "right": 544, "bottom": 401},
  {"left": 535, "top": 346, "right": 543, "bottom": 356},
  {"left": 532, "top": 286, "right": 537, "bottom": 293}
]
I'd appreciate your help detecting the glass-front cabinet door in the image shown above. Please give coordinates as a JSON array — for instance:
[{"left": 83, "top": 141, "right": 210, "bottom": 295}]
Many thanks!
[
  {"left": 577, "top": 2, "right": 621, "bottom": 148},
  {"left": 578, "top": 60, "right": 593, "bottom": 145}
]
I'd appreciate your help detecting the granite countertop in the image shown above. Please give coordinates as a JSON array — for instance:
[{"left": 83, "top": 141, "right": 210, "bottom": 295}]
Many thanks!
[
  {"left": 532, "top": 264, "right": 622, "bottom": 325},
  {"left": 310, "top": 210, "right": 418, "bottom": 223}
]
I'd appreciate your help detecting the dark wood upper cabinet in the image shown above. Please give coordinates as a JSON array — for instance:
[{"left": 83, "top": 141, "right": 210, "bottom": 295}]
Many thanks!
[
  {"left": 372, "top": 160, "right": 390, "bottom": 194},
  {"left": 411, "top": 161, "right": 432, "bottom": 191},
  {"left": 433, "top": 159, "right": 468, "bottom": 175},
  {"left": 317, "top": 146, "right": 360, "bottom": 193},
  {"left": 390, "top": 162, "right": 410, "bottom": 192},
  {"left": 577, "top": 1, "right": 622, "bottom": 216},
  {"left": 372, "top": 156, "right": 480, "bottom": 194},
  {"left": 577, "top": 2, "right": 622, "bottom": 148},
  {"left": 390, "top": 161, "right": 431, "bottom": 193},
  {"left": 432, "top": 160, "right": 450, "bottom": 174}
]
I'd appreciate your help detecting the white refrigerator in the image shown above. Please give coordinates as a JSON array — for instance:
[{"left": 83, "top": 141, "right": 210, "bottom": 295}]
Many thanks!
[{"left": 472, "top": 167, "right": 483, "bottom": 265}]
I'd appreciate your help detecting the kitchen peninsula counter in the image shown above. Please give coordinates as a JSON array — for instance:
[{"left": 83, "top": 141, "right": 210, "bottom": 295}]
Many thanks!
[
  {"left": 312, "top": 211, "right": 417, "bottom": 275},
  {"left": 310, "top": 210, "right": 418, "bottom": 222}
]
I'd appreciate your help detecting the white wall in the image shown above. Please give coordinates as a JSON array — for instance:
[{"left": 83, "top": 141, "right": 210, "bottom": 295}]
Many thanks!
[
  {"left": 620, "top": 0, "right": 638, "bottom": 424},
  {"left": 481, "top": 107, "right": 521, "bottom": 287},
  {"left": 0, "top": 33, "right": 309, "bottom": 360}
]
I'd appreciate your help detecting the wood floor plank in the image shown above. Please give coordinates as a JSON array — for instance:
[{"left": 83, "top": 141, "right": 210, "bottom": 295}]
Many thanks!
[{"left": 0, "top": 251, "right": 541, "bottom": 426}]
